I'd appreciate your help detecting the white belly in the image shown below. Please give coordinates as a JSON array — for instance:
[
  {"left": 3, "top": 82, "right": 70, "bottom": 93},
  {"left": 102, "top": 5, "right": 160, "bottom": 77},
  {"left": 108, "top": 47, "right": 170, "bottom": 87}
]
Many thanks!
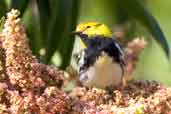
[{"left": 80, "top": 52, "right": 123, "bottom": 89}]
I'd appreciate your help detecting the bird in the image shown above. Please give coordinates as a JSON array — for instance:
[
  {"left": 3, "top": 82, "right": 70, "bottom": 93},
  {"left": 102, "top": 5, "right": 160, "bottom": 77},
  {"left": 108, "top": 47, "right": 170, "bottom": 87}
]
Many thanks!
[{"left": 72, "top": 22, "right": 125, "bottom": 89}]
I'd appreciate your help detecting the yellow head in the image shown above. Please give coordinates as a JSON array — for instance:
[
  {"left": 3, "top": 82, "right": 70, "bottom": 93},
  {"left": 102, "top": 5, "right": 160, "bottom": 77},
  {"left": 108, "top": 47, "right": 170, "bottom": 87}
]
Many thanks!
[{"left": 75, "top": 22, "right": 113, "bottom": 38}]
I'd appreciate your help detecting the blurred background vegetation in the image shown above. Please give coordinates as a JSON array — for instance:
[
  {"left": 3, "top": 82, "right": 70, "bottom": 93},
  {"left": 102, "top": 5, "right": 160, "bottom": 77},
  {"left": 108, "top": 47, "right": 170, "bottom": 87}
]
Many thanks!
[{"left": 0, "top": 0, "right": 170, "bottom": 85}]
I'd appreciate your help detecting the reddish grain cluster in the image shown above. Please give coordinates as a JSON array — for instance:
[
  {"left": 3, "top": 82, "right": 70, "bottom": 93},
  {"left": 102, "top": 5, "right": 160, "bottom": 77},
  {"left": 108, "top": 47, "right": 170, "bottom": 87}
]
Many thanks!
[
  {"left": 69, "top": 80, "right": 171, "bottom": 114},
  {"left": 0, "top": 9, "right": 69, "bottom": 114}
]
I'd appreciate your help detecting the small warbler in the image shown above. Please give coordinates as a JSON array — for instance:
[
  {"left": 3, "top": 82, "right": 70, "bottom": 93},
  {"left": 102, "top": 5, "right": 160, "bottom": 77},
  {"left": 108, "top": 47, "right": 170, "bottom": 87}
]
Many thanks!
[{"left": 72, "top": 22, "right": 125, "bottom": 89}]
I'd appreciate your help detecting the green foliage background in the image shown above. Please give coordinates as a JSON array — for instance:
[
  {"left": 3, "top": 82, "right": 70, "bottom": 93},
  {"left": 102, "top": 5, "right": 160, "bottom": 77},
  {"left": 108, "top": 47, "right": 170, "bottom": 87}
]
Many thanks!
[{"left": 0, "top": 0, "right": 170, "bottom": 85}]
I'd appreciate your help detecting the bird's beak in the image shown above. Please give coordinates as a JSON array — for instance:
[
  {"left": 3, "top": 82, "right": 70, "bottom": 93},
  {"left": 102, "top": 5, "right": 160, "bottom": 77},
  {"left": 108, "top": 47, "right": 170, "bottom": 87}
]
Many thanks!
[{"left": 70, "top": 31, "right": 81, "bottom": 36}]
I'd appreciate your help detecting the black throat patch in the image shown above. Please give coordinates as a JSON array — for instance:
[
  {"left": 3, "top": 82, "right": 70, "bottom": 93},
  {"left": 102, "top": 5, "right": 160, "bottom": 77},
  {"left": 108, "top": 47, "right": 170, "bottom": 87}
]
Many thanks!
[{"left": 77, "top": 33, "right": 125, "bottom": 73}]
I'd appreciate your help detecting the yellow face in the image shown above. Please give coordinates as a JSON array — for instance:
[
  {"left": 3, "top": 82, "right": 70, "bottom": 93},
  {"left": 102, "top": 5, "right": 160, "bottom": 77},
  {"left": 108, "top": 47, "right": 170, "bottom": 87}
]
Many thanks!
[
  {"left": 75, "top": 22, "right": 113, "bottom": 38},
  {"left": 74, "top": 22, "right": 113, "bottom": 49}
]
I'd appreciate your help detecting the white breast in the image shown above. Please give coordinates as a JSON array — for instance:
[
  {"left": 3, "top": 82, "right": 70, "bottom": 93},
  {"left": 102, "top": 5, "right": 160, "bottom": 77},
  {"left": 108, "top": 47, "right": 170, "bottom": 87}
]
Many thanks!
[{"left": 80, "top": 52, "right": 123, "bottom": 89}]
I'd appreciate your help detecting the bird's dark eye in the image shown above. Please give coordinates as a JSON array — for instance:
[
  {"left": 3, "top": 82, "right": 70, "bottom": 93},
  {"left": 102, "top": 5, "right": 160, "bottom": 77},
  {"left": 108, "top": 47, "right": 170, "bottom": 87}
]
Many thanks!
[{"left": 86, "top": 26, "right": 91, "bottom": 28}]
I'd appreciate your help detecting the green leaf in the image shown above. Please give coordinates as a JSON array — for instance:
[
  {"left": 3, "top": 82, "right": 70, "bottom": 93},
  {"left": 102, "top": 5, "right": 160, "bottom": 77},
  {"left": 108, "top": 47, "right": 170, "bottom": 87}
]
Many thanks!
[
  {"left": 45, "top": 0, "right": 66, "bottom": 63},
  {"left": 0, "top": 16, "right": 5, "bottom": 31},
  {"left": 58, "top": 0, "right": 81, "bottom": 69},
  {"left": 45, "top": 0, "right": 81, "bottom": 68},
  {"left": 0, "top": 0, "right": 7, "bottom": 17},
  {"left": 116, "top": 0, "right": 170, "bottom": 59},
  {"left": 23, "top": 7, "right": 42, "bottom": 55},
  {"left": 36, "top": 0, "right": 51, "bottom": 45}
]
